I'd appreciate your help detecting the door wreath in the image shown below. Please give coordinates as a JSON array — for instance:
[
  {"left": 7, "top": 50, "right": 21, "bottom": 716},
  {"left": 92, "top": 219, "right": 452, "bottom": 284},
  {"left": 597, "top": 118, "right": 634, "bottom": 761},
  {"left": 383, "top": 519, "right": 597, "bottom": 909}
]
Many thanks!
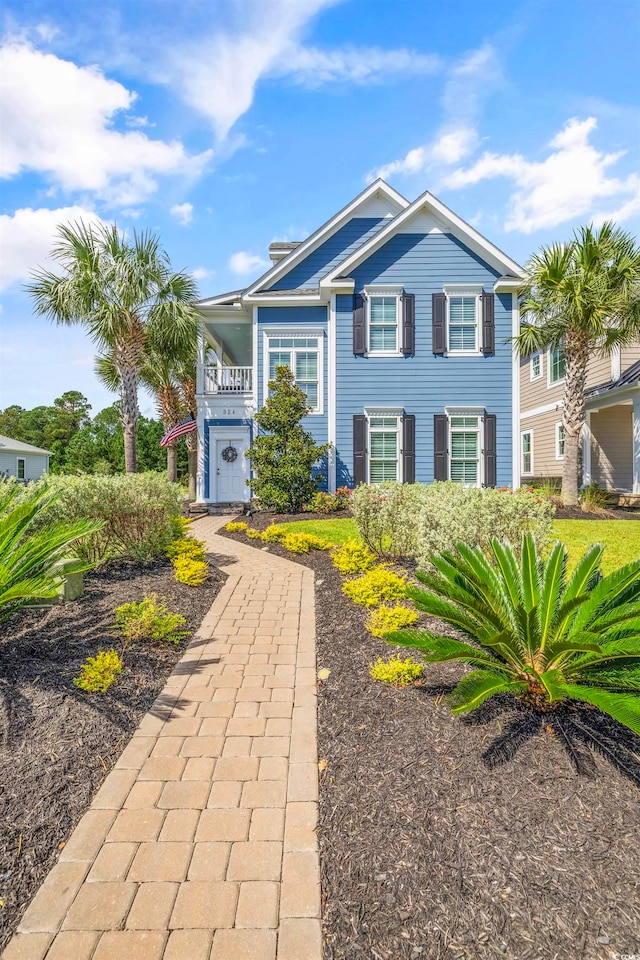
[{"left": 221, "top": 445, "right": 238, "bottom": 463}]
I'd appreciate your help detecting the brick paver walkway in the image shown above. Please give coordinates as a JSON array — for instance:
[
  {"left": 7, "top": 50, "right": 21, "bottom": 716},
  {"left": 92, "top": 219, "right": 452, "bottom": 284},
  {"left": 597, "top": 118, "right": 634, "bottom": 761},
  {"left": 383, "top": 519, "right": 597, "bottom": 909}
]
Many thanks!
[{"left": 4, "top": 517, "right": 322, "bottom": 960}]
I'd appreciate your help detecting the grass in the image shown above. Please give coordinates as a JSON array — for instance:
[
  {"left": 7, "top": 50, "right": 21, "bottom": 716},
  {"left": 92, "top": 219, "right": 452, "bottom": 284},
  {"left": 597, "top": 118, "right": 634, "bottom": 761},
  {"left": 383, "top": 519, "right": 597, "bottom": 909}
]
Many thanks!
[{"left": 285, "top": 516, "right": 640, "bottom": 574}]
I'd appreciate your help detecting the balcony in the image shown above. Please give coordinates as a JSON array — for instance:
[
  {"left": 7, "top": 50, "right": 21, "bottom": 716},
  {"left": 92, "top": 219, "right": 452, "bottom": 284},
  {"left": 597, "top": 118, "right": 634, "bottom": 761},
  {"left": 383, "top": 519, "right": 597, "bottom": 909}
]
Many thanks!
[{"left": 203, "top": 363, "right": 253, "bottom": 394}]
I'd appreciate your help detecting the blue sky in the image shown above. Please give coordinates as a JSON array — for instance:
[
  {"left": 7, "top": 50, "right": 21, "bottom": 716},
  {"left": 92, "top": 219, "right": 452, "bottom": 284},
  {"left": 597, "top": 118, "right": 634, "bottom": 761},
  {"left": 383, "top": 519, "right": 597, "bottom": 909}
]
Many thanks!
[{"left": 1, "top": 0, "right": 639, "bottom": 415}]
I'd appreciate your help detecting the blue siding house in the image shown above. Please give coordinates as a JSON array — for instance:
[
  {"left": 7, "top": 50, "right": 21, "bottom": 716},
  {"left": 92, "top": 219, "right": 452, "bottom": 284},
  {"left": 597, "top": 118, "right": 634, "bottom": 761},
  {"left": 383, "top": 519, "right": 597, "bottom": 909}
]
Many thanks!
[{"left": 194, "top": 180, "right": 524, "bottom": 505}]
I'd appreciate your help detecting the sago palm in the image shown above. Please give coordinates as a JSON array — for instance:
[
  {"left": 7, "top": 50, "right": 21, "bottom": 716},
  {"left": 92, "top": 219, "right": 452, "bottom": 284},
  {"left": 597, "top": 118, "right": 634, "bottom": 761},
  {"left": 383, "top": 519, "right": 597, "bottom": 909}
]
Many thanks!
[
  {"left": 0, "top": 483, "right": 102, "bottom": 618},
  {"left": 514, "top": 222, "right": 640, "bottom": 505},
  {"left": 27, "top": 221, "right": 200, "bottom": 473},
  {"left": 387, "top": 534, "right": 640, "bottom": 736}
]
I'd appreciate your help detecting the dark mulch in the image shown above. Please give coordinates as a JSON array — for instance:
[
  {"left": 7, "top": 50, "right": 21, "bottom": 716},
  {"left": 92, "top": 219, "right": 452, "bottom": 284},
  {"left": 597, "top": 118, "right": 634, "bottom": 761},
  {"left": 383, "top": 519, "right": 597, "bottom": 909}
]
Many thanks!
[
  {"left": 0, "top": 558, "right": 225, "bottom": 950},
  {"left": 222, "top": 521, "right": 640, "bottom": 960},
  {"left": 555, "top": 505, "right": 640, "bottom": 520}
]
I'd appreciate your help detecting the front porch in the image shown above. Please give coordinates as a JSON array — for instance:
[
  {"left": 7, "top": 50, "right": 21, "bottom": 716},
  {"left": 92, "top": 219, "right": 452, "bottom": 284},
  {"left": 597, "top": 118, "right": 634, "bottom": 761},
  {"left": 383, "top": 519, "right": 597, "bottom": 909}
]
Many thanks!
[{"left": 584, "top": 392, "right": 640, "bottom": 494}]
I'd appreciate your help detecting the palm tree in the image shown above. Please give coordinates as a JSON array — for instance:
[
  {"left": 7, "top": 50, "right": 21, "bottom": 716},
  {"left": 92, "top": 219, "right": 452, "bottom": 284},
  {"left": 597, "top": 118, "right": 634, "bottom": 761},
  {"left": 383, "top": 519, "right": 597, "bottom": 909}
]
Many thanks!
[
  {"left": 176, "top": 358, "right": 198, "bottom": 500},
  {"left": 27, "top": 221, "right": 200, "bottom": 473},
  {"left": 515, "top": 222, "right": 640, "bottom": 505}
]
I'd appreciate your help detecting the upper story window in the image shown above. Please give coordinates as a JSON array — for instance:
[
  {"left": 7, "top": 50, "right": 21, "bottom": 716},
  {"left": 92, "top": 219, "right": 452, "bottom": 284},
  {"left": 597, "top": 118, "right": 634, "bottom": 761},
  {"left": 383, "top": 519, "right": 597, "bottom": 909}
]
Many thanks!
[
  {"left": 267, "top": 335, "right": 321, "bottom": 412},
  {"left": 449, "top": 415, "right": 481, "bottom": 486},
  {"left": 448, "top": 296, "right": 478, "bottom": 352},
  {"left": 368, "top": 415, "right": 401, "bottom": 483},
  {"left": 364, "top": 286, "right": 403, "bottom": 356},
  {"left": 530, "top": 352, "right": 542, "bottom": 380},
  {"left": 549, "top": 346, "right": 566, "bottom": 385}
]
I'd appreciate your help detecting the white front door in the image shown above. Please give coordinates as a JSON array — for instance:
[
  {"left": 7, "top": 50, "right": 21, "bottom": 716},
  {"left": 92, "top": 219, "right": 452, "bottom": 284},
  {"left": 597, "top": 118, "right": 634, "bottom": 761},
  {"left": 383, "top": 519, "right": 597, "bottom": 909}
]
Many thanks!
[{"left": 213, "top": 431, "right": 250, "bottom": 502}]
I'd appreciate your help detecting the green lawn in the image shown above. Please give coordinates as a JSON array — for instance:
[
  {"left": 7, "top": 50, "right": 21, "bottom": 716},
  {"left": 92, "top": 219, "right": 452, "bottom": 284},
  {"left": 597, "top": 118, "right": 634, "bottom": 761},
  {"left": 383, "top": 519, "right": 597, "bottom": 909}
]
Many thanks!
[{"left": 286, "top": 516, "right": 640, "bottom": 574}]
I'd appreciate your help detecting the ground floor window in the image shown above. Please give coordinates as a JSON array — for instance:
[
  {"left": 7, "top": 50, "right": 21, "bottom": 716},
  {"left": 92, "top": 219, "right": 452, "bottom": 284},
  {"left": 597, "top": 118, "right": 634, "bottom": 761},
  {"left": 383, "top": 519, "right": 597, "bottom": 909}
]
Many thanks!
[
  {"left": 449, "top": 415, "right": 480, "bottom": 486},
  {"left": 521, "top": 430, "right": 533, "bottom": 475},
  {"left": 556, "top": 422, "right": 565, "bottom": 459},
  {"left": 267, "top": 336, "right": 320, "bottom": 412},
  {"left": 369, "top": 416, "right": 400, "bottom": 483},
  {"left": 16, "top": 457, "right": 26, "bottom": 480}
]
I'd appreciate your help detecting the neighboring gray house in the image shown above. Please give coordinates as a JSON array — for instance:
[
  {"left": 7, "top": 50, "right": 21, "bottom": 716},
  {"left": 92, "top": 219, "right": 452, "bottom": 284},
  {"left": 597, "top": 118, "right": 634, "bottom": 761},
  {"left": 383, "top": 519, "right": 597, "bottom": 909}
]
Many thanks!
[{"left": 0, "top": 435, "right": 51, "bottom": 482}]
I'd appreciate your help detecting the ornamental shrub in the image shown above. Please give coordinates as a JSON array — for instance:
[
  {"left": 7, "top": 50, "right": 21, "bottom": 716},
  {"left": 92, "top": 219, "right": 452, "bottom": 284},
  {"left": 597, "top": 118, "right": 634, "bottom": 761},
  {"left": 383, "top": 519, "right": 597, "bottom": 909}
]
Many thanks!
[
  {"left": 114, "top": 594, "right": 189, "bottom": 645},
  {"left": 369, "top": 656, "right": 423, "bottom": 686},
  {"left": 73, "top": 649, "right": 123, "bottom": 693},
  {"left": 342, "top": 566, "right": 406, "bottom": 608},
  {"left": 166, "top": 537, "right": 207, "bottom": 562},
  {"left": 172, "top": 555, "right": 208, "bottom": 586},
  {"left": 32, "top": 473, "right": 183, "bottom": 565},
  {"left": 351, "top": 482, "right": 430, "bottom": 557},
  {"left": 247, "top": 366, "right": 330, "bottom": 512},
  {"left": 331, "top": 539, "right": 376, "bottom": 575},
  {"left": 246, "top": 528, "right": 262, "bottom": 539},
  {"left": 225, "top": 521, "right": 248, "bottom": 532},
  {"left": 261, "top": 524, "right": 287, "bottom": 543},
  {"left": 367, "top": 604, "right": 419, "bottom": 638},
  {"left": 304, "top": 487, "right": 351, "bottom": 514},
  {"left": 280, "top": 532, "right": 329, "bottom": 554}
]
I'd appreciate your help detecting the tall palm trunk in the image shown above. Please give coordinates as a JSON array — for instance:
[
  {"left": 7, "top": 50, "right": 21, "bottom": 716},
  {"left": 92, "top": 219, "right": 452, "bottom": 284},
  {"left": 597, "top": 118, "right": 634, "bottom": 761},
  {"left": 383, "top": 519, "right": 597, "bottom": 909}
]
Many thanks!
[
  {"left": 166, "top": 443, "right": 178, "bottom": 484},
  {"left": 562, "top": 333, "right": 590, "bottom": 506},
  {"left": 156, "top": 383, "right": 183, "bottom": 484},
  {"left": 117, "top": 361, "right": 140, "bottom": 473},
  {"left": 179, "top": 372, "right": 197, "bottom": 501}
]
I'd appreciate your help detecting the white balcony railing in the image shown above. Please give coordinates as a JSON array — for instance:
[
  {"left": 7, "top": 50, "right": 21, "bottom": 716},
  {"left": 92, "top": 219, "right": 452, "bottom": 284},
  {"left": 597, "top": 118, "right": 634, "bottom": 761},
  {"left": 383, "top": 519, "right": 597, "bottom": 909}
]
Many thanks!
[{"left": 203, "top": 363, "right": 253, "bottom": 394}]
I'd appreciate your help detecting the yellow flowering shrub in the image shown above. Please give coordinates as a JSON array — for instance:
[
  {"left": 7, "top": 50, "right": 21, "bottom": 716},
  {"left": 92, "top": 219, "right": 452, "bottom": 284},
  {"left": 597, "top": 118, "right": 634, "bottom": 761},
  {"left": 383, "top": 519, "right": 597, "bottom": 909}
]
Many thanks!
[
  {"left": 332, "top": 539, "right": 376, "bottom": 575},
  {"left": 166, "top": 537, "right": 207, "bottom": 562},
  {"left": 261, "top": 524, "right": 287, "bottom": 543},
  {"left": 367, "top": 604, "right": 418, "bottom": 638},
  {"left": 342, "top": 566, "right": 406, "bottom": 608},
  {"left": 279, "top": 532, "right": 329, "bottom": 554},
  {"left": 172, "top": 555, "right": 208, "bottom": 586},
  {"left": 369, "top": 656, "right": 423, "bottom": 686},
  {"left": 73, "top": 649, "right": 123, "bottom": 693},
  {"left": 246, "top": 528, "right": 263, "bottom": 539},
  {"left": 225, "top": 521, "right": 248, "bottom": 533}
]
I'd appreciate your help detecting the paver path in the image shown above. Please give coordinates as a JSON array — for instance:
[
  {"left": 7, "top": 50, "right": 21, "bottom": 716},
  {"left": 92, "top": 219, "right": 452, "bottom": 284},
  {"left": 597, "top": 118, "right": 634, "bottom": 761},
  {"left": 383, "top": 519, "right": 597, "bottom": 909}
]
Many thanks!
[{"left": 4, "top": 517, "right": 322, "bottom": 960}]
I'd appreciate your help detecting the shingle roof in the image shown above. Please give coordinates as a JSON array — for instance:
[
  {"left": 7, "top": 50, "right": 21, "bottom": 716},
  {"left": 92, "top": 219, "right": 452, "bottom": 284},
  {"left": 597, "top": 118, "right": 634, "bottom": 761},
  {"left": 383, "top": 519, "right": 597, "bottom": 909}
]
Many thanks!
[
  {"left": 253, "top": 288, "right": 319, "bottom": 296},
  {"left": 585, "top": 359, "right": 640, "bottom": 398},
  {"left": 0, "top": 434, "right": 51, "bottom": 455}
]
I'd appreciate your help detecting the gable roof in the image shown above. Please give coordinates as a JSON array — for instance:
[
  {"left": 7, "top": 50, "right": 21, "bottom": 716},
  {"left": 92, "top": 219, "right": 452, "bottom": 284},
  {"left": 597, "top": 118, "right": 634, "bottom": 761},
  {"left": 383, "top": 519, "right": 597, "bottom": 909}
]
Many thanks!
[
  {"left": 586, "top": 359, "right": 640, "bottom": 399},
  {"left": 244, "top": 179, "right": 409, "bottom": 298},
  {"left": 323, "top": 189, "right": 524, "bottom": 285},
  {"left": 0, "top": 435, "right": 51, "bottom": 455}
]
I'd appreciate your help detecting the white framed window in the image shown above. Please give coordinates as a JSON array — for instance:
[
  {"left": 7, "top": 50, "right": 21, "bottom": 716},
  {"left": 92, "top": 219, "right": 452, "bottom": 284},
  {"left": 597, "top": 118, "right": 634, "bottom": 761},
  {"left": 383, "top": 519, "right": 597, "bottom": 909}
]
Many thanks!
[
  {"left": 264, "top": 332, "right": 322, "bottom": 414},
  {"left": 555, "top": 422, "right": 565, "bottom": 460},
  {"left": 364, "top": 286, "right": 402, "bottom": 355},
  {"left": 364, "top": 407, "right": 403, "bottom": 483},
  {"left": 450, "top": 415, "right": 481, "bottom": 486},
  {"left": 16, "top": 457, "right": 26, "bottom": 481},
  {"left": 548, "top": 346, "right": 566, "bottom": 385},
  {"left": 521, "top": 430, "right": 533, "bottom": 475},
  {"left": 530, "top": 352, "right": 542, "bottom": 381},
  {"left": 444, "top": 285, "right": 482, "bottom": 355}
]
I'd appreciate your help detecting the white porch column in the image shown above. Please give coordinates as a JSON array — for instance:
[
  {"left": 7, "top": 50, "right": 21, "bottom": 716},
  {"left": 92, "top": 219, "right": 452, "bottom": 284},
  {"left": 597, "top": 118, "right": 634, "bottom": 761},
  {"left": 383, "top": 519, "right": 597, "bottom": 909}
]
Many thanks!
[
  {"left": 633, "top": 396, "right": 640, "bottom": 494},
  {"left": 195, "top": 412, "right": 206, "bottom": 503},
  {"left": 581, "top": 412, "right": 592, "bottom": 487},
  {"left": 196, "top": 330, "right": 205, "bottom": 395}
]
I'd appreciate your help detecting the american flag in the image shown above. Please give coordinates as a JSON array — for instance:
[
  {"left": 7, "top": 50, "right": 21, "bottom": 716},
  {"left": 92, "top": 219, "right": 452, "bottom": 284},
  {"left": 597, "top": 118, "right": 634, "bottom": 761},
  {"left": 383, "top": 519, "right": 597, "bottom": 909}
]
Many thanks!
[{"left": 160, "top": 414, "right": 197, "bottom": 447}]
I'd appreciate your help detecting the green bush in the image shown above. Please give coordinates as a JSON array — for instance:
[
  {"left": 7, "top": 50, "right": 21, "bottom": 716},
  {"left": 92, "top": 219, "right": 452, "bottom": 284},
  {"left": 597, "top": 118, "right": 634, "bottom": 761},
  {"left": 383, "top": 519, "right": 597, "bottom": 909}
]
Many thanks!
[
  {"left": 369, "top": 656, "right": 423, "bottom": 686},
  {"left": 73, "top": 649, "right": 123, "bottom": 693},
  {"left": 388, "top": 534, "right": 640, "bottom": 736},
  {"left": 0, "top": 481, "right": 101, "bottom": 618},
  {"left": 332, "top": 539, "right": 376, "bottom": 575},
  {"left": 342, "top": 566, "right": 406, "bottom": 608},
  {"left": 304, "top": 487, "right": 351, "bottom": 513},
  {"left": 580, "top": 483, "right": 610, "bottom": 512},
  {"left": 173, "top": 555, "right": 208, "bottom": 585},
  {"left": 33, "top": 473, "right": 183, "bottom": 565},
  {"left": 352, "top": 481, "right": 554, "bottom": 568},
  {"left": 367, "top": 604, "right": 419, "bottom": 638},
  {"left": 114, "top": 594, "right": 189, "bottom": 644}
]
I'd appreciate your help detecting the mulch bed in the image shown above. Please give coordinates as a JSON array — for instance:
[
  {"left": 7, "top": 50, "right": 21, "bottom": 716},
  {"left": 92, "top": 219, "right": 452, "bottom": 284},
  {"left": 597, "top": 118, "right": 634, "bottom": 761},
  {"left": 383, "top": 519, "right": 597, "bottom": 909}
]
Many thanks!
[
  {"left": 0, "top": 558, "right": 225, "bottom": 950},
  {"left": 223, "top": 514, "right": 640, "bottom": 960},
  {"left": 555, "top": 505, "right": 640, "bottom": 520}
]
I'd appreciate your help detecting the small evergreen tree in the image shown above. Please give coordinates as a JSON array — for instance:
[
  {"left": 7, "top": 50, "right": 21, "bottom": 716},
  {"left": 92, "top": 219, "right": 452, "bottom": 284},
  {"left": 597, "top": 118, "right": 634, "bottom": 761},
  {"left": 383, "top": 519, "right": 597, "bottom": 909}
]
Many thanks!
[{"left": 247, "top": 366, "right": 330, "bottom": 512}]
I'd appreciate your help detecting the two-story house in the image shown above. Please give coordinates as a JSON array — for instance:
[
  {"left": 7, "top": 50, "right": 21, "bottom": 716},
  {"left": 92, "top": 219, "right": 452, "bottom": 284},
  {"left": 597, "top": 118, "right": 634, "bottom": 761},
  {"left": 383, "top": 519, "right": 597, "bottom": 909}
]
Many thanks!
[
  {"left": 519, "top": 345, "right": 640, "bottom": 496},
  {"left": 194, "top": 179, "right": 525, "bottom": 507}
]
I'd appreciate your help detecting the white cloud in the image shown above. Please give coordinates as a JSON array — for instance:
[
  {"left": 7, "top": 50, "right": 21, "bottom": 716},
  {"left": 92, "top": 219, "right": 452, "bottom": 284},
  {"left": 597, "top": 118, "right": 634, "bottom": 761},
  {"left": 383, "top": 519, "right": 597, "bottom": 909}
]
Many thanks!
[
  {"left": 170, "top": 202, "right": 194, "bottom": 225},
  {"left": 169, "top": 0, "right": 442, "bottom": 141},
  {"left": 1, "top": 41, "right": 212, "bottom": 205},
  {"left": 367, "top": 44, "right": 497, "bottom": 181},
  {"left": 191, "top": 267, "right": 215, "bottom": 281},
  {"left": 444, "top": 117, "right": 640, "bottom": 233},
  {"left": 228, "top": 251, "right": 268, "bottom": 276},
  {"left": 0, "top": 205, "right": 105, "bottom": 292}
]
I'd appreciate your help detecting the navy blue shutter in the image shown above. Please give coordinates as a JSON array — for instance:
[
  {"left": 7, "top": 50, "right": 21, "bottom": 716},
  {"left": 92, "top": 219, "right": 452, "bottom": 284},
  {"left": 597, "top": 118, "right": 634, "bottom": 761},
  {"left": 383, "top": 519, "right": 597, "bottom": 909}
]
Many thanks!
[
  {"left": 401, "top": 293, "right": 415, "bottom": 356},
  {"left": 484, "top": 414, "right": 497, "bottom": 487},
  {"left": 482, "top": 293, "right": 495, "bottom": 355},
  {"left": 432, "top": 293, "right": 446, "bottom": 355},
  {"left": 402, "top": 414, "right": 415, "bottom": 483},
  {"left": 353, "top": 294, "right": 365, "bottom": 356},
  {"left": 434, "top": 414, "right": 448, "bottom": 481},
  {"left": 353, "top": 415, "right": 367, "bottom": 485}
]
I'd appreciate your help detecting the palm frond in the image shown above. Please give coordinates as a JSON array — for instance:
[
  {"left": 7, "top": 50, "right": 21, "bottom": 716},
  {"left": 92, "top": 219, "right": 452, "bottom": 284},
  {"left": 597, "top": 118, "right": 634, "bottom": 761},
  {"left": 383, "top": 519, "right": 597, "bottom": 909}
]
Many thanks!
[{"left": 448, "top": 670, "right": 528, "bottom": 715}]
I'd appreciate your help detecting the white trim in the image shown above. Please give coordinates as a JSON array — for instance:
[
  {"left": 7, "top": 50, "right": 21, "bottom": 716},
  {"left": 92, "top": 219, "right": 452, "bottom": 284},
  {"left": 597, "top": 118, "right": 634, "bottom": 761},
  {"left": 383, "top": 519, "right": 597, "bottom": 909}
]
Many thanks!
[
  {"left": 530, "top": 350, "right": 543, "bottom": 382},
  {"left": 364, "top": 286, "right": 403, "bottom": 357},
  {"left": 555, "top": 421, "right": 565, "bottom": 460},
  {"left": 245, "top": 180, "right": 409, "bottom": 297},
  {"left": 365, "top": 410, "right": 402, "bottom": 484},
  {"left": 611, "top": 344, "right": 622, "bottom": 381},
  {"left": 548, "top": 346, "right": 566, "bottom": 388},
  {"left": 252, "top": 306, "right": 259, "bottom": 410},
  {"left": 211, "top": 426, "right": 251, "bottom": 503},
  {"left": 445, "top": 290, "right": 482, "bottom": 356},
  {"left": 633, "top": 396, "right": 640, "bottom": 494},
  {"left": 16, "top": 456, "right": 26, "bottom": 481},
  {"left": 520, "top": 428, "right": 534, "bottom": 477},
  {"left": 582, "top": 412, "right": 592, "bottom": 486},
  {"left": 324, "top": 189, "right": 524, "bottom": 285},
  {"left": 520, "top": 400, "right": 563, "bottom": 420},
  {"left": 244, "top": 293, "right": 325, "bottom": 306},
  {"left": 262, "top": 329, "right": 324, "bottom": 415},
  {"left": 512, "top": 293, "right": 521, "bottom": 489},
  {"left": 447, "top": 411, "right": 483, "bottom": 488},
  {"left": 328, "top": 294, "right": 337, "bottom": 492}
]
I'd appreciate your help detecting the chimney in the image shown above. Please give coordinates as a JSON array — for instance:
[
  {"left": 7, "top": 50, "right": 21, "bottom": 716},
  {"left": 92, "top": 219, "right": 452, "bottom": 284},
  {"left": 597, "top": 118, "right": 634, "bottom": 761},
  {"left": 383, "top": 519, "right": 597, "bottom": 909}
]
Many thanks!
[{"left": 268, "top": 241, "right": 301, "bottom": 265}]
